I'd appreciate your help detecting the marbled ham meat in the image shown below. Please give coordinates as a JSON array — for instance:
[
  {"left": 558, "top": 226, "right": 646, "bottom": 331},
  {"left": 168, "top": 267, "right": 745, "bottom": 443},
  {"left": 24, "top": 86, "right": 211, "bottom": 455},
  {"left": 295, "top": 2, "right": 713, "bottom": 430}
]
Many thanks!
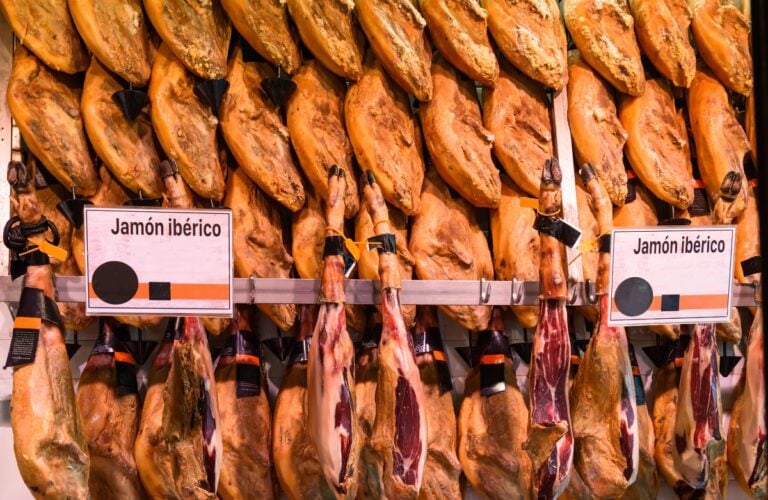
[
  {"left": 345, "top": 54, "right": 424, "bottom": 216},
  {"left": 220, "top": 0, "right": 301, "bottom": 74},
  {"left": 286, "top": 0, "right": 364, "bottom": 80},
  {"left": 362, "top": 172, "right": 428, "bottom": 498},
  {"left": 144, "top": 0, "right": 231, "bottom": 79},
  {"left": 525, "top": 158, "right": 574, "bottom": 499},
  {"left": 215, "top": 308, "right": 274, "bottom": 500},
  {"left": 728, "top": 309, "right": 767, "bottom": 497},
  {"left": 421, "top": 0, "right": 498, "bottom": 86},
  {"left": 306, "top": 169, "right": 361, "bottom": 495},
  {"left": 483, "top": 0, "right": 568, "bottom": 90},
  {"left": 68, "top": 0, "right": 153, "bottom": 85},
  {"left": 0, "top": 0, "right": 88, "bottom": 73},
  {"left": 6, "top": 163, "right": 90, "bottom": 498},
  {"left": 273, "top": 306, "right": 335, "bottom": 499},
  {"left": 458, "top": 308, "right": 533, "bottom": 499},
  {"left": 220, "top": 44, "right": 306, "bottom": 212},
  {"left": 355, "top": 0, "right": 432, "bottom": 101},
  {"left": 7, "top": 47, "right": 99, "bottom": 197},
  {"left": 76, "top": 319, "right": 143, "bottom": 500},
  {"left": 420, "top": 57, "right": 500, "bottom": 209}
]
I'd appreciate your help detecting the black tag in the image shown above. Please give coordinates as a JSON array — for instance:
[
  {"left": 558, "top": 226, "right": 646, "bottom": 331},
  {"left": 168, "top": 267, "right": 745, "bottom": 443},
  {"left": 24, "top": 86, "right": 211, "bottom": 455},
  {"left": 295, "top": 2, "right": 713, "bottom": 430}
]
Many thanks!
[
  {"left": 288, "top": 338, "right": 311, "bottom": 365},
  {"left": 689, "top": 188, "right": 711, "bottom": 216},
  {"left": 236, "top": 364, "right": 261, "bottom": 398},
  {"left": 412, "top": 327, "right": 453, "bottom": 394},
  {"left": 116, "top": 360, "right": 139, "bottom": 396},
  {"left": 221, "top": 330, "right": 262, "bottom": 397},
  {"left": 741, "top": 256, "right": 762, "bottom": 277},
  {"left": 368, "top": 233, "right": 396, "bottom": 254},
  {"left": 597, "top": 234, "right": 611, "bottom": 253},
  {"left": 625, "top": 176, "right": 639, "bottom": 203},
  {"left": 627, "top": 343, "right": 646, "bottom": 405},
  {"left": 474, "top": 329, "right": 510, "bottom": 397},
  {"left": 658, "top": 218, "right": 691, "bottom": 226},
  {"left": 323, "top": 235, "right": 345, "bottom": 257},
  {"left": 533, "top": 215, "right": 581, "bottom": 248},
  {"left": 4, "top": 329, "right": 38, "bottom": 367}
]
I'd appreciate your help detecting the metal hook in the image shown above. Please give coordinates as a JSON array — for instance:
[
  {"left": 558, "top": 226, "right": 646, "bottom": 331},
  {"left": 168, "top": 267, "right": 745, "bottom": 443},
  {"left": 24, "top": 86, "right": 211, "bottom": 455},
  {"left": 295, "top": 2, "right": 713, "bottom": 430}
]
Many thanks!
[
  {"left": 751, "top": 280, "right": 761, "bottom": 305},
  {"left": 585, "top": 280, "right": 598, "bottom": 305},
  {"left": 567, "top": 282, "right": 580, "bottom": 305},
  {"left": 480, "top": 277, "right": 492, "bottom": 304},
  {"left": 249, "top": 275, "right": 257, "bottom": 305},
  {"left": 511, "top": 278, "right": 523, "bottom": 304}
]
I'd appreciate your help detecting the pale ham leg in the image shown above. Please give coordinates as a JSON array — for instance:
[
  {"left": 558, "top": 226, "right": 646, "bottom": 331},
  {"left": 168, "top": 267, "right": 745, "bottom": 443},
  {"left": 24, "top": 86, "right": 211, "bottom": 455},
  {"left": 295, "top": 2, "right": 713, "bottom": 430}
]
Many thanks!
[
  {"left": 362, "top": 172, "right": 428, "bottom": 498},
  {"left": 728, "top": 308, "right": 767, "bottom": 496},
  {"left": 525, "top": 158, "right": 574, "bottom": 498},
  {"left": 307, "top": 168, "right": 361, "bottom": 496}
]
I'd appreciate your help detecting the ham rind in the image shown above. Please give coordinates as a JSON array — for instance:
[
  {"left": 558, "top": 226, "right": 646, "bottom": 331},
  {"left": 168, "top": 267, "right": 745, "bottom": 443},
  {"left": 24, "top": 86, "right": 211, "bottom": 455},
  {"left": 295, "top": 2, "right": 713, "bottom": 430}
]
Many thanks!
[
  {"left": 362, "top": 172, "right": 428, "bottom": 497},
  {"left": 673, "top": 323, "right": 725, "bottom": 491},
  {"left": 307, "top": 168, "right": 361, "bottom": 495},
  {"left": 728, "top": 308, "right": 767, "bottom": 496},
  {"left": 526, "top": 157, "right": 574, "bottom": 499}
]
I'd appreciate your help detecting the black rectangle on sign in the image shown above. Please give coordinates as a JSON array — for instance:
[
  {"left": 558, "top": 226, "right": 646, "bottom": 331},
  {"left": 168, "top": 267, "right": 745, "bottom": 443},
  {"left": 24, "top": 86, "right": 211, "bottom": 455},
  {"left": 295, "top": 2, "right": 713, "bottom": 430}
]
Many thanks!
[
  {"left": 661, "top": 295, "right": 680, "bottom": 312},
  {"left": 149, "top": 282, "right": 171, "bottom": 300}
]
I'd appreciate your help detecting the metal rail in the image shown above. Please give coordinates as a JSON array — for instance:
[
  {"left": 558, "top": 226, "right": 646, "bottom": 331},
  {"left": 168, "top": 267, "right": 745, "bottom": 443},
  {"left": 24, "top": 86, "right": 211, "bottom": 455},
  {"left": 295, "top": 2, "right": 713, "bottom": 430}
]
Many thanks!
[{"left": 0, "top": 275, "right": 759, "bottom": 307}]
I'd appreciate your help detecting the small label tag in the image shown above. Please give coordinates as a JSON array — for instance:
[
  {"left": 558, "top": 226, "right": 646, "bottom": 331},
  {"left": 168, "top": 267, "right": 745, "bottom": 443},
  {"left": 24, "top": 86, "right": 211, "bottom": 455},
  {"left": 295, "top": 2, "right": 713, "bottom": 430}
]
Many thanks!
[
  {"left": 4, "top": 328, "right": 39, "bottom": 367},
  {"left": 474, "top": 329, "right": 510, "bottom": 397},
  {"left": 741, "top": 256, "right": 762, "bottom": 277},
  {"left": 367, "top": 233, "right": 397, "bottom": 254},
  {"left": 288, "top": 338, "right": 311, "bottom": 366},
  {"left": 37, "top": 240, "right": 69, "bottom": 262},
  {"left": 116, "top": 358, "right": 139, "bottom": 396},
  {"left": 221, "top": 330, "right": 262, "bottom": 398},
  {"left": 412, "top": 327, "right": 453, "bottom": 394},
  {"left": 534, "top": 216, "right": 582, "bottom": 248},
  {"left": 520, "top": 197, "right": 539, "bottom": 210}
]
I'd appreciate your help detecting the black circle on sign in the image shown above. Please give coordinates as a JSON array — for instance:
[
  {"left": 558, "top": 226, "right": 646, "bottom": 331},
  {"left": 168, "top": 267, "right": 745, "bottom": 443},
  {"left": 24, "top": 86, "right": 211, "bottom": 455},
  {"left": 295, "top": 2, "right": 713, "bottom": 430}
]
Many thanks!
[
  {"left": 92, "top": 261, "right": 138, "bottom": 304},
  {"left": 614, "top": 277, "right": 654, "bottom": 317}
]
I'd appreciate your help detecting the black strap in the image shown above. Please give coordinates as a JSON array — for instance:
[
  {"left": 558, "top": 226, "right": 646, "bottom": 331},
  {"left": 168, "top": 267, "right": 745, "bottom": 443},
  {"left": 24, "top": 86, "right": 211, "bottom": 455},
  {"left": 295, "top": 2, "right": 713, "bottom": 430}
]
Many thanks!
[
  {"left": 474, "top": 329, "right": 510, "bottom": 396},
  {"left": 597, "top": 234, "right": 611, "bottom": 253},
  {"left": 17, "top": 287, "right": 63, "bottom": 329},
  {"left": 533, "top": 215, "right": 581, "bottom": 248},
  {"left": 741, "top": 256, "right": 762, "bottom": 277},
  {"left": 368, "top": 233, "right": 396, "bottom": 254},
  {"left": 412, "top": 327, "right": 453, "bottom": 393},
  {"left": 220, "top": 329, "right": 262, "bottom": 398},
  {"left": 288, "top": 338, "right": 311, "bottom": 365},
  {"left": 688, "top": 188, "right": 711, "bottom": 216},
  {"left": 323, "top": 235, "right": 345, "bottom": 257}
]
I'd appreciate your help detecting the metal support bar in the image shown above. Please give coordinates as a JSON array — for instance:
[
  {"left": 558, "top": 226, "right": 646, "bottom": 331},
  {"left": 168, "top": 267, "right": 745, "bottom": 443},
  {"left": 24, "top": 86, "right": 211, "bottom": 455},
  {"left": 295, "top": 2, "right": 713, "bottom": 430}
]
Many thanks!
[{"left": 0, "top": 275, "right": 759, "bottom": 307}]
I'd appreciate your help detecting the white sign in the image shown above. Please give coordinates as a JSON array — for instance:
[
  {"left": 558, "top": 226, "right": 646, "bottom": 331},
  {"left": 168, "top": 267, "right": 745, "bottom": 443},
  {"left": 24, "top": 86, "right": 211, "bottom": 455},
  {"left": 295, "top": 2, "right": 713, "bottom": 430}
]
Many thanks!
[
  {"left": 84, "top": 207, "right": 233, "bottom": 316},
  {"left": 608, "top": 226, "right": 735, "bottom": 326}
]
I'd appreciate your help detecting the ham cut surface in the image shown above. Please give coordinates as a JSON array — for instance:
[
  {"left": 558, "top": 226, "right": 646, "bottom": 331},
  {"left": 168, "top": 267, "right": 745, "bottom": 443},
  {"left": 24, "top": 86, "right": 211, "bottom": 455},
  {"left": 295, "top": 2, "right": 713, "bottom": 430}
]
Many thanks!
[
  {"left": 728, "top": 309, "right": 767, "bottom": 497},
  {"left": 362, "top": 172, "right": 428, "bottom": 498},
  {"left": 77, "top": 319, "right": 143, "bottom": 500}
]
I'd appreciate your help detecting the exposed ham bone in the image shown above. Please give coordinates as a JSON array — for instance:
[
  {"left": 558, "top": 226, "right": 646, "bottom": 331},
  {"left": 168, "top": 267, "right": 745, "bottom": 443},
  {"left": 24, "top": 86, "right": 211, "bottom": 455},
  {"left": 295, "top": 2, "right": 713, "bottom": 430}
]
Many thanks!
[
  {"left": 673, "top": 323, "right": 725, "bottom": 492},
  {"left": 728, "top": 308, "right": 767, "bottom": 496},
  {"left": 307, "top": 167, "right": 361, "bottom": 495},
  {"left": 569, "top": 164, "right": 639, "bottom": 497},
  {"left": 362, "top": 171, "right": 428, "bottom": 498},
  {"left": 525, "top": 158, "right": 574, "bottom": 498}
]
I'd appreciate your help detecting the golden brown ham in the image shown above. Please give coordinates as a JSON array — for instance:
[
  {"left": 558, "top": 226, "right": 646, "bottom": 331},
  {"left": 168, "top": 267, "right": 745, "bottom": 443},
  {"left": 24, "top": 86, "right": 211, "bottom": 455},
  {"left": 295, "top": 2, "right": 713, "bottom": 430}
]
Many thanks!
[
  {"left": 292, "top": 190, "right": 326, "bottom": 281},
  {"left": 221, "top": 0, "right": 301, "bottom": 74},
  {"left": 286, "top": 0, "right": 364, "bottom": 80},
  {"left": 421, "top": 0, "right": 498, "bottom": 86},
  {"left": 346, "top": 55, "right": 424, "bottom": 216},
  {"left": 483, "top": 0, "right": 568, "bottom": 90},
  {"left": 618, "top": 79, "right": 694, "bottom": 210},
  {"left": 273, "top": 307, "right": 335, "bottom": 500},
  {"left": 68, "top": 0, "right": 153, "bottom": 85},
  {"left": 490, "top": 177, "right": 540, "bottom": 329},
  {"left": 287, "top": 61, "right": 359, "bottom": 218},
  {"left": 225, "top": 168, "right": 296, "bottom": 332},
  {"left": 567, "top": 51, "right": 627, "bottom": 206},
  {"left": 355, "top": 0, "right": 432, "bottom": 101},
  {"left": 215, "top": 309, "right": 274, "bottom": 500},
  {"left": 690, "top": 0, "right": 752, "bottom": 95},
  {"left": 410, "top": 170, "right": 493, "bottom": 331},
  {"left": 483, "top": 62, "right": 553, "bottom": 198},
  {"left": 746, "top": 94, "right": 756, "bottom": 162},
  {"left": 414, "top": 307, "right": 461, "bottom": 500},
  {"left": 8, "top": 47, "right": 99, "bottom": 196},
  {"left": 150, "top": 44, "right": 226, "bottom": 201},
  {"left": 564, "top": 0, "right": 645, "bottom": 95},
  {"left": 735, "top": 184, "right": 761, "bottom": 284},
  {"left": 458, "top": 309, "right": 533, "bottom": 499},
  {"left": 82, "top": 58, "right": 163, "bottom": 198},
  {"left": 420, "top": 58, "right": 500, "bottom": 208},
  {"left": 76, "top": 319, "right": 143, "bottom": 500},
  {"left": 220, "top": 45, "right": 306, "bottom": 212},
  {"left": 7, "top": 163, "right": 90, "bottom": 498},
  {"left": 629, "top": 0, "right": 695, "bottom": 88},
  {"left": 356, "top": 202, "right": 416, "bottom": 326},
  {"left": 688, "top": 68, "right": 751, "bottom": 219},
  {"left": 144, "top": 0, "right": 231, "bottom": 79},
  {"left": 575, "top": 181, "right": 599, "bottom": 323},
  {"left": 0, "top": 0, "right": 87, "bottom": 73}
]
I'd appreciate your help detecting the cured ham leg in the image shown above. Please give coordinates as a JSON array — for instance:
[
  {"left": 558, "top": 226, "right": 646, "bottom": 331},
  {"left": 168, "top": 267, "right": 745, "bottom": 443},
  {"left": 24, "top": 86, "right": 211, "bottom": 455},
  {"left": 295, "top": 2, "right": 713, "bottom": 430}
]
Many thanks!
[
  {"left": 307, "top": 168, "right": 361, "bottom": 495},
  {"left": 458, "top": 308, "right": 532, "bottom": 499},
  {"left": 673, "top": 324, "right": 726, "bottom": 497},
  {"left": 5, "top": 161, "right": 90, "bottom": 498},
  {"left": 525, "top": 158, "right": 574, "bottom": 499},
  {"left": 569, "top": 164, "right": 639, "bottom": 497},
  {"left": 356, "top": 318, "right": 382, "bottom": 498},
  {"left": 76, "top": 319, "right": 143, "bottom": 500},
  {"left": 273, "top": 306, "right": 335, "bottom": 499},
  {"left": 728, "top": 309, "right": 767, "bottom": 497},
  {"left": 215, "top": 307, "right": 274, "bottom": 499},
  {"left": 362, "top": 172, "right": 428, "bottom": 498}
]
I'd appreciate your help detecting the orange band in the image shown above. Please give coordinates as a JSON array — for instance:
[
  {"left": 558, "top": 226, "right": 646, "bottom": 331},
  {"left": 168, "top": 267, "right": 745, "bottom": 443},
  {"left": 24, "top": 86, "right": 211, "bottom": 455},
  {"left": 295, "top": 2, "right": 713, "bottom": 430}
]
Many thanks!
[
  {"left": 480, "top": 354, "right": 505, "bottom": 365},
  {"left": 14, "top": 316, "right": 41, "bottom": 330},
  {"left": 114, "top": 351, "right": 136, "bottom": 365},
  {"left": 433, "top": 351, "right": 446, "bottom": 362},
  {"left": 235, "top": 354, "right": 261, "bottom": 366}
]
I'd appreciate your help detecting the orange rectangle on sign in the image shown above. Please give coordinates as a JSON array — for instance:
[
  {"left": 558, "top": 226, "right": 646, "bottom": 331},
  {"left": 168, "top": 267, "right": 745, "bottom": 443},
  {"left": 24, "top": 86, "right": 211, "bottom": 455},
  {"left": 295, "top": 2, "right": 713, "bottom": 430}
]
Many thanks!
[
  {"left": 235, "top": 354, "right": 261, "bottom": 366},
  {"left": 13, "top": 317, "right": 41, "bottom": 330},
  {"left": 479, "top": 354, "right": 505, "bottom": 365}
]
